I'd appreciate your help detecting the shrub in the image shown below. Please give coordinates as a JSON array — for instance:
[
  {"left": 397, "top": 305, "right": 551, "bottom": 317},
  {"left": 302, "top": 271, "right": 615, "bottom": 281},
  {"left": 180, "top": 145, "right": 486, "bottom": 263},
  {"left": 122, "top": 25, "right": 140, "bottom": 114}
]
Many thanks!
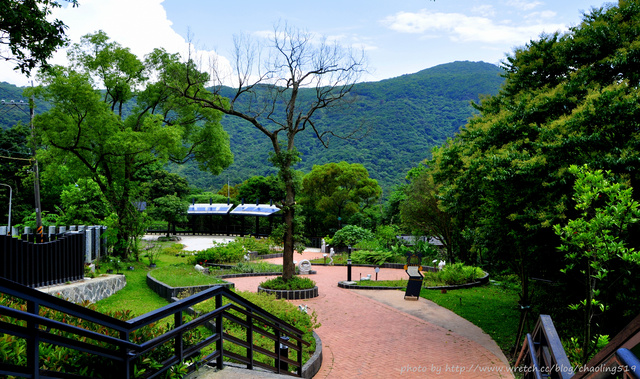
[
  {"left": 436, "top": 263, "right": 484, "bottom": 285},
  {"left": 259, "top": 276, "right": 316, "bottom": 290},
  {"left": 193, "top": 242, "right": 245, "bottom": 264},
  {"left": 328, "top": 225, "right": 374, "bottom": 247},
  {"left": 351, "top": 249, "right": 392, "bottom": 265}
]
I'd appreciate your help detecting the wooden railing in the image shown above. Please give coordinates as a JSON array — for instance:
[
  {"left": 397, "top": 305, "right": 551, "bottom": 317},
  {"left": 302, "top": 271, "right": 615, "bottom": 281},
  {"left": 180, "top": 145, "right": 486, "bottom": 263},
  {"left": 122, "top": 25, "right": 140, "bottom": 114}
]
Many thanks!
[
  {"left": 516, "top": 314, "right": 640, "bottom": 379},
  {"left": 0, "top": 276, "right": 310, "bottom": 378},
  {"left": 515, "top": 315, "right": 574, "bottom": 379}
]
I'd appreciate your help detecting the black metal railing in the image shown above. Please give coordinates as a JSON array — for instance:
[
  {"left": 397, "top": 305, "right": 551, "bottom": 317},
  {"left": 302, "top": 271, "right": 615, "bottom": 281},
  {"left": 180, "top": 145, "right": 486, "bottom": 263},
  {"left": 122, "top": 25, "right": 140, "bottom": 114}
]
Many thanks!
[
  {"left": 0, "top": 233, "right": 85, "bottom": 288},
  {"left": 0, "top": 276, "right": 309, "bottom": 378},
  {"left": 515, "top": 314, "right": 574, "bottom": 379}
]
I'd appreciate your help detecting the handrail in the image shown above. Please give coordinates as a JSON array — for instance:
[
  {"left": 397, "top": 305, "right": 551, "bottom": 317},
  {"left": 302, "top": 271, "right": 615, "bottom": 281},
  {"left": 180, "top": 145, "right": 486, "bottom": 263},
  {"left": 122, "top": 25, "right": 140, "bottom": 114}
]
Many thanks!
[
  {"left": 573, "top": 312, "right": 640, "bottom": 379},
  {"left": 515, "top": 315, "right": 573, "bottom": 379},
  {"left": 0, "top": 275, "right": 311, "bottom": 378}
]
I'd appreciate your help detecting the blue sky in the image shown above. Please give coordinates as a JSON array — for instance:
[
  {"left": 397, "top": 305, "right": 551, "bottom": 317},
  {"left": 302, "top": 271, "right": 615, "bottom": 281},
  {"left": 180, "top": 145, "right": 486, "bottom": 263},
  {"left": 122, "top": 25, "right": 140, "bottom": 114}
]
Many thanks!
[{"left": 1, "top": 0, "right": 610, "bottom": 86}]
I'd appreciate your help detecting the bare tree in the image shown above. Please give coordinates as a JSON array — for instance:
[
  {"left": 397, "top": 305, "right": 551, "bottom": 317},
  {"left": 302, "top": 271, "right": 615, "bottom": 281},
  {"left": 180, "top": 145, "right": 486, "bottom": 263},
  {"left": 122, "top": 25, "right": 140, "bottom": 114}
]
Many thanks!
[{"left": 165, "top": 23, "right": 367, "bottom": 280}]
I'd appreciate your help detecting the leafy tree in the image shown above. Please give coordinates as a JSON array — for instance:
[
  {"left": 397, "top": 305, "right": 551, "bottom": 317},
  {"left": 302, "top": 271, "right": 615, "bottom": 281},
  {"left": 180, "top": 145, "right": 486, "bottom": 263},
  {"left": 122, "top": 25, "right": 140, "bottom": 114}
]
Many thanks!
[
  {"left": 30, "top": 31, "right": 233, "bottom": 258},
  {"left": 328, "top": 225, "right": 374, "bottom": 248},
  {"left": 554, "top": 165, "right": 640, "bottom": 363},
  {"left": 237, "top": 175, "right": 284, "bottom": 204},
  {"left": 57, "top": 178, "right": 110, "bottom": 225},
  {"left": 146, "top": 194, "right": 189, "bottom": 238},
  {"left": 0, "top": 0, "right": 78, "bottom": 75},
  {"left": 420, "top": 0, "right": 640, "bottom": 349},
  {"left": 400, "top": 166, "right": 454, "bottom": 262},
  {"left": 164, "top": 23, "right": 366, "bottom": 280},
  {"left": 143, "top": 170, "right": 190, "bottom": 201},
  {"left": 300, "top": 162, "right": 381, "bottom": 237}
]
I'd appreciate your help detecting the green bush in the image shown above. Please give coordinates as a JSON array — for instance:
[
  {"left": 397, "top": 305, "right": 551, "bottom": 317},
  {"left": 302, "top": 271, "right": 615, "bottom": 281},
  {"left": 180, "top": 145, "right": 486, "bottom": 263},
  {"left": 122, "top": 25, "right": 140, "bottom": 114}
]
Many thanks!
[
  {"left": 194, "top": 290, "right": 320, "bottom": 369},
  {"left": 328, "top": 225, "right": 374, "bottom": 247},
  {"left": 259, "top": 276, "right": 316, "bottom": 290},
  {"left": 0, "top": 294, "right": 201, "bottom": 378},
  {"left": 193, "top": 242, "right": 246, "bottom": 264},
  {"left": 436, "top": 263, "right": 484, "bottom": 285},
  {"left": 351, "top": 249, "right": 392, "bottom": 265},
  {"left": 236, "top": 236, "right": 274, "bottom": 255}
]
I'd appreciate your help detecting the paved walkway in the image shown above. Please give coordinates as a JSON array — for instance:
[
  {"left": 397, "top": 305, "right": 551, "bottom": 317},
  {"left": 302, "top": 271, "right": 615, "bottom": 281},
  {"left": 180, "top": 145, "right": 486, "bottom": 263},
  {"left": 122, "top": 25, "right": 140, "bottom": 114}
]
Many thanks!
[{"left": 171, "top": 236, "right": 514, "bottom": 378}]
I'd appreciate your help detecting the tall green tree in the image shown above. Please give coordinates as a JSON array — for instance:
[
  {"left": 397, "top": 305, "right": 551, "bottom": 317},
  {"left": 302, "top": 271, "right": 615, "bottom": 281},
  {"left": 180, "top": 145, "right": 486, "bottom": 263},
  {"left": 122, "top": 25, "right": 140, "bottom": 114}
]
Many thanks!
[
  {"left": 300, "top": 161, "right": 381, "bottom": 236},
  {"left": 237, "top": 175, "right": 284, "bottom": 205},
  {"left": 422, "top": 0, "right": 640, "bottom": 348},
  {"left": 163, "top": 23, "right": 366, "bottom": 280},
  {"left": 555, "top": 165, "right": 640, "bottom": 363},
  {"left": 0, "top": 0, "right": 78, "bottom": 75},
  {"left": 31, "top": 31, "right": 233, "bottom": 258}
]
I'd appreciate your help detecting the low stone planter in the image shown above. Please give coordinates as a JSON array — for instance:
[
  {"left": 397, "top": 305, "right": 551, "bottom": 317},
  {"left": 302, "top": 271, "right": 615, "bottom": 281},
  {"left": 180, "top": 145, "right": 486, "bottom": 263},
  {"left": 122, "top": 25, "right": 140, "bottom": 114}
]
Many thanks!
[{"left": 258, "top": 285, "right": 319, "bottom": 300}]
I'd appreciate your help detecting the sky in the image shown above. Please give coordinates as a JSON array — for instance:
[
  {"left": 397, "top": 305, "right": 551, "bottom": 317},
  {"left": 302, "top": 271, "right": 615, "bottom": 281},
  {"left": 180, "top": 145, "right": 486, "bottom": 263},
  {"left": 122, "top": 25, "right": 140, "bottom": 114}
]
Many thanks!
[{"left": 0, "top": 0, "right": 612, "bottom": 87}]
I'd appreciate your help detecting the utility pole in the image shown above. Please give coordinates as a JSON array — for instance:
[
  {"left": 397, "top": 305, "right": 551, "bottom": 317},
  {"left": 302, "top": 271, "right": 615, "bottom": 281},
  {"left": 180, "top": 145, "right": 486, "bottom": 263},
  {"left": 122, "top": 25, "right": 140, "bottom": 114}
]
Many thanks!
[
  {"left": 29, "top": 94, "right": 43, "bottom": 241},
  {"left": 0, "top": 95, "right": 43, "bottom": 241}
]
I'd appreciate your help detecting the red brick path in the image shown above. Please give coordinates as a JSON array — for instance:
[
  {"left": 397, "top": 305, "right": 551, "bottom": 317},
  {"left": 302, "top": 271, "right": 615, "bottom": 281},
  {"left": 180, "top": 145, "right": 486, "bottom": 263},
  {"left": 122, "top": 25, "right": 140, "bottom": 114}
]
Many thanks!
[{"left": 225, "top": 252, "right": 513, "bottom": 378}]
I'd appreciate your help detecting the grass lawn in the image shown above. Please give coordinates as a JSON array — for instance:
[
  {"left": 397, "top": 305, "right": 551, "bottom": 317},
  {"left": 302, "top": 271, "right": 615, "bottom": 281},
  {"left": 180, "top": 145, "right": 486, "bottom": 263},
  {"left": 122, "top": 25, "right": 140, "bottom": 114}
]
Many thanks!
[
  {"left": 420, "top": 282, "right": 520, "bottom": 355},
  {"left": 150, "top": 264, "right": 227, "bottom": 287},
  {"left": 94, "top": 242, "right": 192, "bottom": 316}
]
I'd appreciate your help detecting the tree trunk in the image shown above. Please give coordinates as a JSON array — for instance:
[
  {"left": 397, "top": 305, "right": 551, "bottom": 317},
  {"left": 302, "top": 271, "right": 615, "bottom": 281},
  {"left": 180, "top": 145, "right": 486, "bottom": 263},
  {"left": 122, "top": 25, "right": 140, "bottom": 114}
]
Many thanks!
[{"left": 281, "top": 162, "right": 296, "bottom": 281}]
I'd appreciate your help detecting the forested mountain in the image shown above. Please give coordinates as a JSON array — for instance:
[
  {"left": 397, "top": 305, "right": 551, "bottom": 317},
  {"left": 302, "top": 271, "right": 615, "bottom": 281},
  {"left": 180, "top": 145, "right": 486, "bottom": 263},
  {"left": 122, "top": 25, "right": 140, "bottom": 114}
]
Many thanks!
[
  {"left": 171, "top": 61, "right": 505, "bottom": 194},
  {"left": 1, "top": 61, "right": 505, "bottom": 194}
]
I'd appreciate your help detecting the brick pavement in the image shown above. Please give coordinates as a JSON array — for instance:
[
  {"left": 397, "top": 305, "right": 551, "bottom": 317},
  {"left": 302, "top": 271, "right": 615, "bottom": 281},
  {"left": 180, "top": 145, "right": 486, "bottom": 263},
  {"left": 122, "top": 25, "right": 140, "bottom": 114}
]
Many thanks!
[{"left": 224, "top": 251, "right": 514, "bottom": 378}]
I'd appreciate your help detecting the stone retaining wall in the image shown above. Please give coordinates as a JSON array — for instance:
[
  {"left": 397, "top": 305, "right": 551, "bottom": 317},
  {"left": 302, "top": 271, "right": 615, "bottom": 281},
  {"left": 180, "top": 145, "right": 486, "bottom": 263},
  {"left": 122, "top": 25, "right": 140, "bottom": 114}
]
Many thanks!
[
  {"left": 146, "top": 272, "right": 234, "bottom": 301},
  {"left": 38, "top": 275, "right": 126, "bottom": 303}
]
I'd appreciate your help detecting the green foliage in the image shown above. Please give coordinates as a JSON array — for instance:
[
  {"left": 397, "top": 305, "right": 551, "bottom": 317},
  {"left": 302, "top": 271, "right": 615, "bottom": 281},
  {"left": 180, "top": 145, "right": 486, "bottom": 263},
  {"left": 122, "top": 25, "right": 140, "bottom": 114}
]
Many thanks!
[
  {"left": 554, "top": 165, "right": 640, "bottom": 363},
  {"left": 149, "top": 264, "right": 226, "bottom": 287},
  {"left": 300, "top": 162, "right": 381, "bottom": 236},
  {"left": 162, "top": 61, "right": 504, "bottom": 196},
  {"left": 29, "top": 31, "right": 232, "bottom": 258},
  {"left": 57, "top": 178, "right": 111, "bottom": 225},
  {"left": 351, "top": 249, "right": 393, "bottom": 265},
  {"left": 193, "top": 242, "right": 246, "bottom": 264},
  {"left": 194, "top": 290, "right": 320, "bottom": 367},
  {"left": 0, "top": 0, "right": 78, "bottom": 75},
  {"left": 259, "top": 276, "right": 316, "bottom": 290},
  {"left": 433, "top": 263, "right": 484, "bottom": 286},
  {"left": 328, "top": 225, "right": 374, "bottom": 247},
  {"left": 562, "top": 334, "right": 610, "bottom": 368},
  {"left": 237, "top": 175, "right": 284, "bottom": 203},
  {"left": 0, "top": 293, "right": 198, "bottom": 378}
]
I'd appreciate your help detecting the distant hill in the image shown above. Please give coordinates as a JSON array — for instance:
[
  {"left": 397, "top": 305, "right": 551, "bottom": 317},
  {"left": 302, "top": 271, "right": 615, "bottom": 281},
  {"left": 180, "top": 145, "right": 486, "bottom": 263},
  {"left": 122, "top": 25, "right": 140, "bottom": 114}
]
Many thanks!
[
  {"left": 171, "top": 61, "right": 505, "bottom": 194},
  {"left": 1, "top": 61, "right": 505, "bottom": 195}
]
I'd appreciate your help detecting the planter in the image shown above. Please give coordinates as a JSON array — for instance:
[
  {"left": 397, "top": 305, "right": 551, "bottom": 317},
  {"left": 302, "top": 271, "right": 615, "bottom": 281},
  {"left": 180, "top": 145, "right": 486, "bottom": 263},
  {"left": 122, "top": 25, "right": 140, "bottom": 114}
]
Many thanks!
[
  {"left": 149, "top": 263, "right": 157, "bottom": 268},
  {"left": 258, "top": 285, "right": 319, "bottom": 300}
]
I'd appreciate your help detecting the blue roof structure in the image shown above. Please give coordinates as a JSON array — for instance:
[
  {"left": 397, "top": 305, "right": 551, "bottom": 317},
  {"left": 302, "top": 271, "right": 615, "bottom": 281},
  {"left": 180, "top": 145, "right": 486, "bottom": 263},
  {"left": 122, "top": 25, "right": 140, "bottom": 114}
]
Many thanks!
[
  {"left": 230, "top": 203, "right": 281, "bottom": 217},
  {"left": 187, "top": 203, "right": 234, "bottom": 215}
]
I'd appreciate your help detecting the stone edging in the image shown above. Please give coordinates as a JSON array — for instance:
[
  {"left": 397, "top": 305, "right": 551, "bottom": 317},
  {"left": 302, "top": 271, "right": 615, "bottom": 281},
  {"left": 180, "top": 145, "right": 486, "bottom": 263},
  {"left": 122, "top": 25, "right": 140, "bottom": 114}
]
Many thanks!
[
  {"left": 338, "top": 271, "right": 490, "bottom": 291},
  {"left": 424, "top": 272, "right": 490, "bottom": 290},
  {"left": 258, "top": 285, "right": 319, "bottom": 300},
  {"left": 38, "top": 275, "right": 126, "bottom": 303},
  {"left": 337, "top": 281, "right": 404, "bottom": 290},
  {"left": 313, "top": 262, "right": 439, "bottom": 272},
  {"left": 216, "top": 270, "right": 316, "bottom": 279},
  {"left": 146, "top": 272, "right": 234, "bottom": 301}
]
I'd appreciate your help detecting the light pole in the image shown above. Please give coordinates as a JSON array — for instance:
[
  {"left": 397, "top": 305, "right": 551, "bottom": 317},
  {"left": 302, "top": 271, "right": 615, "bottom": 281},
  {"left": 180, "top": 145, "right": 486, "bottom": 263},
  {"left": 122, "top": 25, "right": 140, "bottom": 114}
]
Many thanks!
[{"left": 0, "top": 183, "right": 12, "bottom": 236}]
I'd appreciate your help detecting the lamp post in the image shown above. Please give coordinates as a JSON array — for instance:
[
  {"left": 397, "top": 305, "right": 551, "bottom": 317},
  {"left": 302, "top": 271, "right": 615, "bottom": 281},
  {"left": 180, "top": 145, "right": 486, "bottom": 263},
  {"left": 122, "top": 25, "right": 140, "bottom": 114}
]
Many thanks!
[
  {"left": 0, "top": 183, "right": 12, "bottom": 236},
  {"left": 347, "top": 245, "right": 352, "bottom": 282}
]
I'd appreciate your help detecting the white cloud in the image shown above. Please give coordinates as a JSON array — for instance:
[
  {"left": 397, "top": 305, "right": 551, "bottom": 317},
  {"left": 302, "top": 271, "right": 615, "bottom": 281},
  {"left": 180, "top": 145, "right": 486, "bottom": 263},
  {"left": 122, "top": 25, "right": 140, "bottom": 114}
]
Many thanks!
[
  {"left": 382, "top": 9, "right": 566, "bottom": 45},
  {"left": 506, "top": 0, "right": 543, "bottom": 11},
  {"left": 0, "top": 0, "right": 230, "bottom": 87},
  {"left": 472, "top": 5, "right": 496, "bottom": 18}
]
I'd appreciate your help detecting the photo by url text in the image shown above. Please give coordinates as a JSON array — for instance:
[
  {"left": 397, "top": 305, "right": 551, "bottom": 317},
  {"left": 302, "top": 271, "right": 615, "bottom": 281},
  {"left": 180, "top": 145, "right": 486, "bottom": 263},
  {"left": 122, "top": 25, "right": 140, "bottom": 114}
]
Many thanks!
[{"left": 399, "top": 363, "right": 637, "bottom": 375}]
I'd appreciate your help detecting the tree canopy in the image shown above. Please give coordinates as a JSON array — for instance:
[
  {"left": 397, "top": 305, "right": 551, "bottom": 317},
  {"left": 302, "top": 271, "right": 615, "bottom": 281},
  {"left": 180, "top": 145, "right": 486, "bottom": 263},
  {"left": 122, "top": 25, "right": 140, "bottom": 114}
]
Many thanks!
[
  {"left": 30, "top": 31, "right": 233, "bottom": 257},
  {"left": 1, "top": 0, "right": 78, "bottom": 75},
  {"left": 164, "top": 23, "right": 366, "bottom": 280},
  {"left": 406, "top": 0, "right": 640, "bottom": 343}
]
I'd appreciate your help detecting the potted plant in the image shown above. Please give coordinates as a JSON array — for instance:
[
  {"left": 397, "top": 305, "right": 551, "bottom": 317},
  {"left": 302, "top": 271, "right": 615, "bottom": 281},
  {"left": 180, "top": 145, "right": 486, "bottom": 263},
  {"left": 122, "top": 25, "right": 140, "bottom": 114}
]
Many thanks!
[{"left": 145, "top": 245, "right": 161, "bottom": 268}]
